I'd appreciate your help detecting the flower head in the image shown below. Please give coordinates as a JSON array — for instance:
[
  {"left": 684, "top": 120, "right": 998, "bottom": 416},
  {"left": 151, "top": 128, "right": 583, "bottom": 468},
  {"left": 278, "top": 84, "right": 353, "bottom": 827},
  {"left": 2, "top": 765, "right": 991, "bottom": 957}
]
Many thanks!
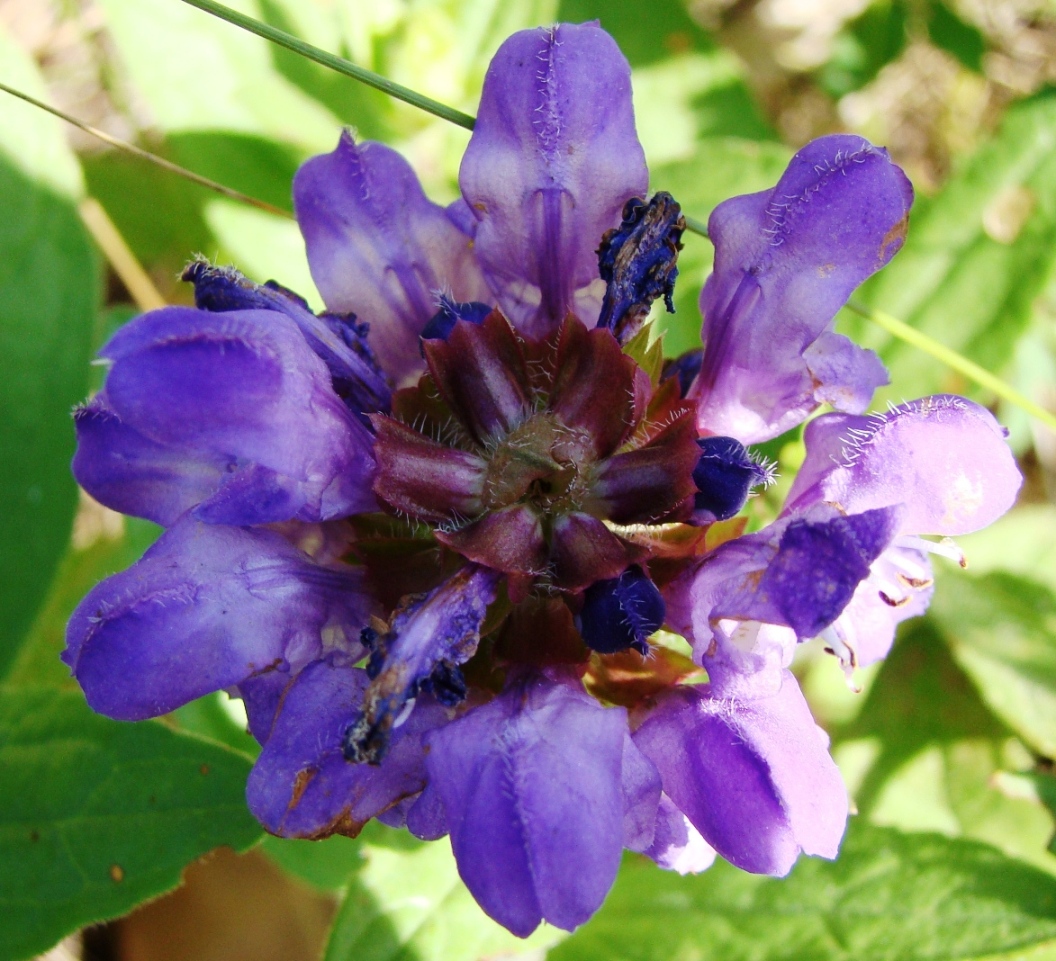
[{"left": 64, "top": 21, "right": 1020, "bottom": 938}]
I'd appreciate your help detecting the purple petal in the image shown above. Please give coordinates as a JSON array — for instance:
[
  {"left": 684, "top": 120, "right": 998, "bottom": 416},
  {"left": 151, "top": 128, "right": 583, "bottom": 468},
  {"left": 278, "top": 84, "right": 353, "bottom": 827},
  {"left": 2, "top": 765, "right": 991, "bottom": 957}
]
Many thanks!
[
  {"left": 63, "top": 518, "right": 374, "bottom": 720},
  {"left": 621, "top": 734, "right": 662, "bottom": 853},
  {"left": 294, "top": 133, "right": 489, "bottom": 384},
  {"left": 644, "top": 795, "right": 716, "bottom": 874},
  {"left": 425, "top": 670, "right": 627, "bottom": 936},
  {"left": 633, "top": 675, "right": 848, "bottom": 876},
  {"left": 459, "top": 24, "right": 648, "bottom": 336},
  {"left": 803, "top": 331, "right": 888, "bottom": 414},
  {"left": 825, "top": 546, "right": 934, "bottom": 669},
  {"left": 406, "top": 782, "right": 448, "bottom": 841},
  {"left": 682, "top": 504, "right": 900, "bottom": 660},
  {"left": 785, "top": 396, "right": 1022, "bottom": 536},
  {"left": 757, "top": 507, "right": 900, "bottom": 639},
  {"left": 246, "top": 656, "right": 449, "bottom": 838},
  {"left": 183, "top": 260, "right": 392, "bottom": 414},
  {"left": 89, "top": 306, "right": 376, "bottom": 525},
  {"left": 344, "top": 566, "right": 501, "bottom": 764},
  {"left": 690, "top": 135, "right": 912, "bottom": 443},
  {"left": 73, "top": 395, "right": 231, "bottom": 527}
]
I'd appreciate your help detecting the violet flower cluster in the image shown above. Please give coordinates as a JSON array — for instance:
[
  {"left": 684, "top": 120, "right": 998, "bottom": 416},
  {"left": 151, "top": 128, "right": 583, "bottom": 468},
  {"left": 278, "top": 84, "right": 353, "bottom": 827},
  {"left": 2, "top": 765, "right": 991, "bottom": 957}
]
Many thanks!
[{"left": 65, "top": 23, "right": 1022, "bottom": 936}]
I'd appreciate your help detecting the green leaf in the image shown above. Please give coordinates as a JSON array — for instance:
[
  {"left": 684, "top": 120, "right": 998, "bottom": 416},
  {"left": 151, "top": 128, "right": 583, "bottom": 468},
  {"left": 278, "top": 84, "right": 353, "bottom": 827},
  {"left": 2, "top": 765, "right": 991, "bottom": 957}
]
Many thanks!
[
  {"left": 261, "top": 834, "right": 362, "bottom": 892},
  {"left": 930, "top": 571, "right": 1056, "bottom": 759},
  {"left": 96, "top": 0, "right": 340, "bottom": 150},
  {"left": 557, "top": 0, "right": 715, "bottom": 66},
  {"left": 817, "top": 0, "right": 908, "bottom": 97},
  {"left": 0, "top": 686, "right": 263, "bottom": 961},
  {"left": 850, "top": 93, "right": 1056, "bottom": 404},
  {"left": 5, "top": 516, "right": 160, "bottom": 689},
  {"left": 0, "top": 25, "right": 98, "bottom": 674},
  {"left": 958, "top": 505, "right": 1056, "bottom": 595},
  {"left": 928, "top": 1, "right": 987, "bottom": 73},
  {"left": 554, "top": 822, "right": 1056, "bottom": 961},
  {"left": 834, "top": 619, "right": 1056, "bottom": 874},
  {"left": 324, "top": 828, "right": 563, "bottom": 961}
]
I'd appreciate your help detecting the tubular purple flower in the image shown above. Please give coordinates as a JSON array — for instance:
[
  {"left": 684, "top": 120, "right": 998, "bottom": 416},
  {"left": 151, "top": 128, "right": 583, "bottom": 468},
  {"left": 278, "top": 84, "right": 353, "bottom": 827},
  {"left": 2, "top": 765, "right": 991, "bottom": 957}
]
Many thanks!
[
  {"left": 295, "top": 134, "right": 490, "bottom": 383},
  {"left": 633, "top": 670, "right": 848, "bottom": 876},
  {"left": 63, "top": 517, "right": 375, "bottom": 720},
  {"left": 75, "top": 306, "right": 378, "bottom": 526},
  {"left": 424, "top": 669, "right": 634, "bottom": 936},
  {"left": 459, "top": 22, "right": 648, "bottom": 338},
  {"left": 688, "top": 135, "right": 912, "bottom": 444},
  {"left": 61, "top": 19, "right": 1024, "bottom": 942}
]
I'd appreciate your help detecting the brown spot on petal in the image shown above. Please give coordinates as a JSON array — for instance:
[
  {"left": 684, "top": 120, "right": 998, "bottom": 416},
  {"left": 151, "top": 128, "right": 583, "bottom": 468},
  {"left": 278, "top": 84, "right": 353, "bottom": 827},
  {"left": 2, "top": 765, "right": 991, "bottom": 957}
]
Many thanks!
[{"left": 880, "top": 213, "right": 909, "bottom": 261}]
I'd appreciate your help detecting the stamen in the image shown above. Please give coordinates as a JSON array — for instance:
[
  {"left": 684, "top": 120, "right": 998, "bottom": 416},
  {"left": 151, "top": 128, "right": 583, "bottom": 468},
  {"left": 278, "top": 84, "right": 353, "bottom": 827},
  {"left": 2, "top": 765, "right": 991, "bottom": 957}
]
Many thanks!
[
  {"left": 894, "top": 534, "right": 967, "bottom": 568},
  {"left": 818, "top": 623, "right": 861, "bottom": 692}
]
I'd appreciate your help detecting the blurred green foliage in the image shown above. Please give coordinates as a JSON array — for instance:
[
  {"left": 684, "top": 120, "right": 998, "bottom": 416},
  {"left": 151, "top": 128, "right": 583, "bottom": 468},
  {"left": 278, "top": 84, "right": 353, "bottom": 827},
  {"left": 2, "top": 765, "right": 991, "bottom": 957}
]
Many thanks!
[{"left": 2, "top": 0, "right": 1055, "bottom": 958}]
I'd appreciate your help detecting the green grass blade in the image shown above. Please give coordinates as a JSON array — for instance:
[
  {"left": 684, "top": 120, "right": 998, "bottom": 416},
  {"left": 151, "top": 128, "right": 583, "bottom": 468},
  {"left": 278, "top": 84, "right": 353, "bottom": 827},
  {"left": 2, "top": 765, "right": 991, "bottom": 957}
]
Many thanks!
[{"left": 176, "top": 0, "right": 477, "bottom": 130}]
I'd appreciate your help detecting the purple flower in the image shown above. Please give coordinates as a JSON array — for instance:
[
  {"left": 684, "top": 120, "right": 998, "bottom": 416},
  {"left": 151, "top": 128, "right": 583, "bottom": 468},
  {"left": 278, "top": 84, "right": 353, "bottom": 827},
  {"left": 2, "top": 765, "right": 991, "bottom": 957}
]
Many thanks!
[{"left": 64, "top": 21, "right": 1021, "bottom": 939}]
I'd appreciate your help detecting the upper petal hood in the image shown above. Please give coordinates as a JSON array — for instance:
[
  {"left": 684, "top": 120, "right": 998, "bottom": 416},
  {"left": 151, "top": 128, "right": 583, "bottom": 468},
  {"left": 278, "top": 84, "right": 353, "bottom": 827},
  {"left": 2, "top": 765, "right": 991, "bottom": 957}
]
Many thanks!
[
  {"left": 79, "top": 306, "right": 377, "bottom": 526},
  {"left": 632, "top": 676, "right": 848, "bottom": 877},
  {"left": 425, "top": 669, "right": 627, "bottom": 936},
  {"left": 689, "top": 135, "right": 912, "bottom": 443},
  {"left": 459, "top": 23, "right": 648, "bottom": 337},
  {"left": 295, "top": 133, "right": 490, "bottom": 384},
  {"left": 784, "top": 396, "right": 1022, "bottom": 536}
]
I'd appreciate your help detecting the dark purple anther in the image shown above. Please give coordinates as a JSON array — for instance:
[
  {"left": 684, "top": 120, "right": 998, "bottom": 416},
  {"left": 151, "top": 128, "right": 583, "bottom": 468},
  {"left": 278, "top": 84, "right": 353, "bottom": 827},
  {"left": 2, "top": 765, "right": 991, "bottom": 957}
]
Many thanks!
[
  {"left": 578, "top": 565, "right": 665, "bottom": 655},
  {"left": 420, "top": 296, "right": 493, "bottom": 344},
  {"left": 596, "top": 192, "right": 685, "bottom": 344},
  {"left": 692, "top": 436, "right": 771, "bottom": 522},
  {"left": 661, "top": 348, "right": 704, "bottom": 396}
]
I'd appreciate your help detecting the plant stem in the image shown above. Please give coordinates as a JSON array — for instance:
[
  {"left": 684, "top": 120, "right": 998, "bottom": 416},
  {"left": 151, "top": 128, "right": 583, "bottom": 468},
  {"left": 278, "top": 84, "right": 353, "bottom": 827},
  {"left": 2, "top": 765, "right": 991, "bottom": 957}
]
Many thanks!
[{"left": 177, "top": 0, "right": 477, "bottom": 130}]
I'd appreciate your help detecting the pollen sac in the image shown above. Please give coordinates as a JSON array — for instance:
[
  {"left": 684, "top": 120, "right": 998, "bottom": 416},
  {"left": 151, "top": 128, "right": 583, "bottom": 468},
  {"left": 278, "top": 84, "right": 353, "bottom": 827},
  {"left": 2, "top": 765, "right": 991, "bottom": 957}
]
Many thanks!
[
  {"left": 578, "top": 565, "right": 665, "bottom": 655},
  {"left": 662, "top": 348, "right": 704, "bottom": 397},
  {"left": 371, "top": 311, "right": 700, "bottom": 593},
  {"left": 692, "top": 436, "right": 771, "bottom": 522},
  {"left": 420, "top": 296, "right": 493, "bottom": 343},
  {"left": 597, "top": 192, "right": 686, "bottom": 344}
]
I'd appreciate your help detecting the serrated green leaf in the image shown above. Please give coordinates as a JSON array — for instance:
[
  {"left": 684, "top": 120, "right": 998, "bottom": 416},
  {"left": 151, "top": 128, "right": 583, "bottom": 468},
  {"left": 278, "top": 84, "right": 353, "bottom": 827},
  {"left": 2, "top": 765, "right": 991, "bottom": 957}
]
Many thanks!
[
  {"left": 930, "top": 571, "right": 1056, "bottom": 759},
  {"left": 554, "top": 822, "right": 1056, "bottom": 961},
  {"left": 0, "top": 686, "right": 263, "bottom": 961},
  {"left": 851, "top": 94, "right": 1056, "bottom": 403},
  {"left": 0, "top": 25, "right": 98, "bottom": 674},
  {"left": 324, "top": 830, "right": 563, "bottom": 961}
]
